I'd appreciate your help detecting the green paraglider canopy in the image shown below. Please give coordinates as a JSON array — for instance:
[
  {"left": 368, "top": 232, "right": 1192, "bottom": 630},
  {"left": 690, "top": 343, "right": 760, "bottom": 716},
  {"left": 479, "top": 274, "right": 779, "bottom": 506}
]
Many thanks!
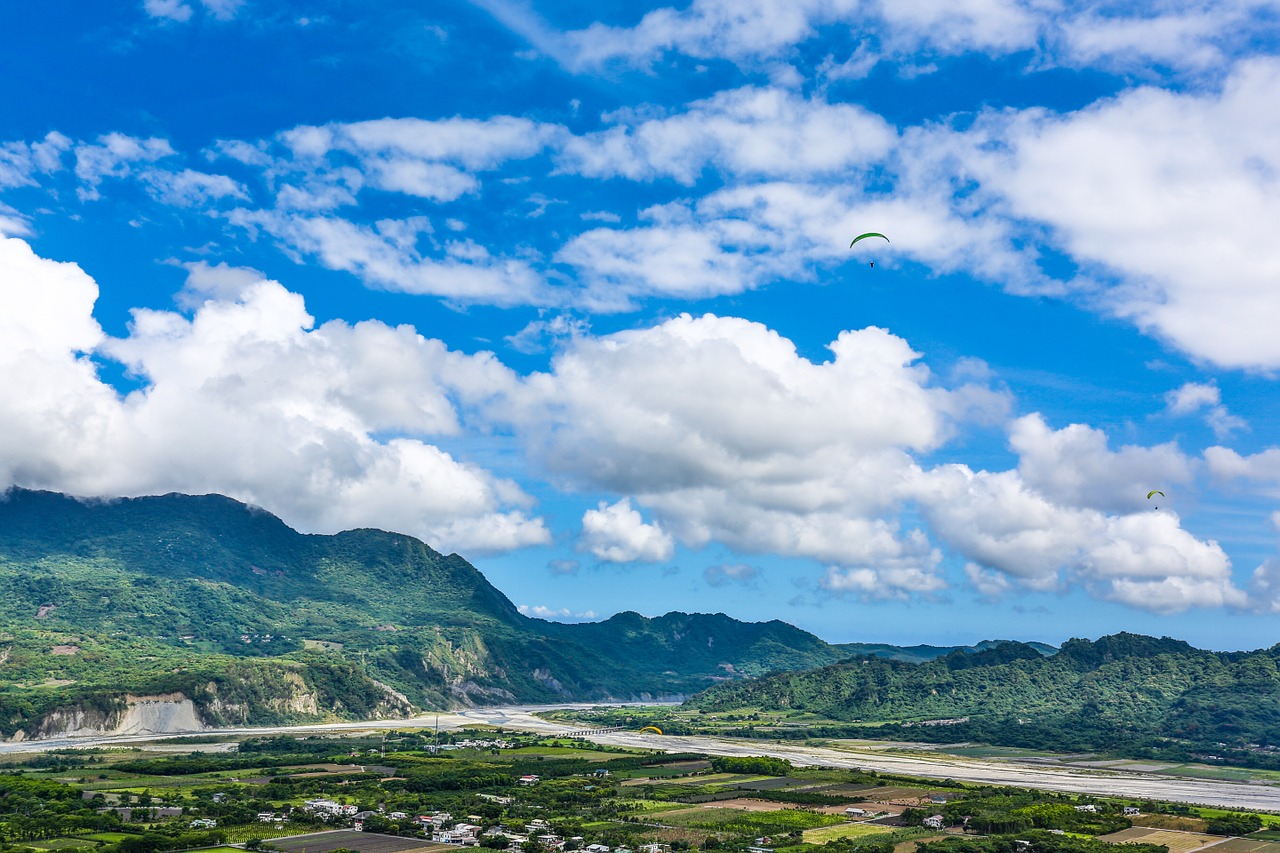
[
  {"left": 850, "top": 232, "right": 890, "bottom": 247},
  {"left": 1147, "top": 490, "right": 1165, "bottom": 500}
]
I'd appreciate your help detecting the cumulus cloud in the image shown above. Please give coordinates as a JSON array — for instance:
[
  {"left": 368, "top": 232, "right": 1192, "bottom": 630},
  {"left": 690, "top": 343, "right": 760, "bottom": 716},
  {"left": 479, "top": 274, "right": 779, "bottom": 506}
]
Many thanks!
[
  {"left": 915, "top": 464, "right": 1241, "bottom": 612},
  {"left": 581, "top": 498, "right": 676, "bottom": 562},
  {"left": 1010, "top": 413, "right": 1193, "bottom": 514},
  {"left": 0, "top": 236, "right": 547, "bottom": 554},
  {"left": 507, "top": 313, "right": 998, "bottom": 576},
  {"left": 1204, "top": 446, "right": 1280, "bottom": 493}
]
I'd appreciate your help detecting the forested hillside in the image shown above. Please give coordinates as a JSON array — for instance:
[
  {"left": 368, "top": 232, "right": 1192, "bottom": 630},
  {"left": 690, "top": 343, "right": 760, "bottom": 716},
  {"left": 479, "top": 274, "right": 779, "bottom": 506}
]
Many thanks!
[
  {"left": 688, "top": 633, "right": 1280, "bottom": 765},
  {"left": 0, "top": 488, "right": 856, "bottom": 737}
]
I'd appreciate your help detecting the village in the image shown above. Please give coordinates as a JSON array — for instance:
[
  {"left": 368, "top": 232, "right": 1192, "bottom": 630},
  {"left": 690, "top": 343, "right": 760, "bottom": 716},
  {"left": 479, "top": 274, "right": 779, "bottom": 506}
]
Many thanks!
[{"left": 4, "top": 728, "right": 1276, "bottom": 853}]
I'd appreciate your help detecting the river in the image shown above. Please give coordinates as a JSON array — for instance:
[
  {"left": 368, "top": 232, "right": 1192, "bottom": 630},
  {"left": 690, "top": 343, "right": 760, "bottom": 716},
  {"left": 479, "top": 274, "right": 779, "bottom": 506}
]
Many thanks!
[{"left": 7, "top": 704, "right": 1280, "bottom": 812}]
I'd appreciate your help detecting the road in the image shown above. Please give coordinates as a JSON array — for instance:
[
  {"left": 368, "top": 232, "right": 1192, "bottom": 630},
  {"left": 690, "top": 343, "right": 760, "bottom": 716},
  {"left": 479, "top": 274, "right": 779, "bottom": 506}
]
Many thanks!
[{"left": 7, "top": 704, "right": 1280, "bottom": 811}]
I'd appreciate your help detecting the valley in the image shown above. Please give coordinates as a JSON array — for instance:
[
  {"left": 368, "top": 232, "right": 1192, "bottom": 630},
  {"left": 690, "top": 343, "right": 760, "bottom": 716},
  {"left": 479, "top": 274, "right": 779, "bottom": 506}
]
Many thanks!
[{"left": 4, "top": 706, "right": 1280, "bottom": 811}]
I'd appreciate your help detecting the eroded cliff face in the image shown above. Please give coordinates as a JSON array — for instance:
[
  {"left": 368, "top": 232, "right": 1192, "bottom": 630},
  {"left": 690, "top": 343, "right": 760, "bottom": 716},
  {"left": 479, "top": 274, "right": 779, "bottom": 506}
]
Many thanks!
[
  {"left": 13, "top": 662, "right": 415, "bottom": 741},
  {"left": 14, "top": 693, "right": 203, "bottom": 740}
]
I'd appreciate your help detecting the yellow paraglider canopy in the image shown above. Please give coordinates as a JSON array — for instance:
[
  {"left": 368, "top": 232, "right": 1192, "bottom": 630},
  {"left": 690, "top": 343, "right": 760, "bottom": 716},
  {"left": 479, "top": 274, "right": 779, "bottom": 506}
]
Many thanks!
[{"left": 638, "top": 726, "right": 663, "bottom": 735}]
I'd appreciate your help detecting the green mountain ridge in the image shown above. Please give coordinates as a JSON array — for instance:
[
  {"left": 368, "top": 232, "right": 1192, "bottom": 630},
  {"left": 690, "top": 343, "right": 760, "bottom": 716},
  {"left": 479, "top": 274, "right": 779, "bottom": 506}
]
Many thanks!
[
  {"left": 0, "top": 488, "right": 870, "bottom": 737},
  {"left": 687, "top": 632, "right": 1280, "bottom": 767}
]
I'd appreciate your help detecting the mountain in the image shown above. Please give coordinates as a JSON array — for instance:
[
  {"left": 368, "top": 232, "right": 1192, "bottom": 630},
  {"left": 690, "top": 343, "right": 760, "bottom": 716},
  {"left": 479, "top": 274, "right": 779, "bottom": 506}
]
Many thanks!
[
  {"left": 0, "top": 488, "right": 860, "bottom": 738},
  {"left": 834, "top": 639, "right": 1057, "bottom": 663},
  {"left": 686, "top": 632, "right": 1280, "bottom": 765}
]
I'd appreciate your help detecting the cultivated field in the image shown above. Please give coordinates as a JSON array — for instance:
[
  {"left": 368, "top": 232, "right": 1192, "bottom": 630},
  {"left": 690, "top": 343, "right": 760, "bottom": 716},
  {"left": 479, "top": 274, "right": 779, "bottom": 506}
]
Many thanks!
[
  {"left": 802, "top": 823, "right": 897, "bottom": 843},
  {"left": 1097, "top": 827, "right": 1226, "bottom": 853}
]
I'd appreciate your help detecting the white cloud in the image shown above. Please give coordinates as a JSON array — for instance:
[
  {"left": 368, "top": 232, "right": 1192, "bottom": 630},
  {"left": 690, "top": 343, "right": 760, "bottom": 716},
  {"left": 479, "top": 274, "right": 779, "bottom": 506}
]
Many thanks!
[
  {"left": 704, "top": 562, "right": 759, "bottom": 586},
  {"left": 144, "top": 0, "right": 244, "bottom": 22},
  {"left": 262, "top": 116, "right": 564, "bottom": 207},
  {"left": 0, "top": 132, "right": 70, "bottom": 189},
  {"left": 965, "top": 561, "right": 1014, "bottom": 600},
  {"left": 553, "top": 0, "right": 1272, "bottom": 77},
  {"left": 0, "top": 236, "right": 547, "bottom": 554},
  {"left": 139, "top": 168, "right": 248, "bottom": 207},
  {"left": 558, "top": 87, "right": 896, "bottom": 184},
  {"left": 144, "top": 0, "right": 193, "bottom": 22},
  {"left": 517, "top": 604, "right": 600, "bottom": 622},
  {"left": 74, "top": 134, "right": 175, "bottom": 201},
  {"left": 1204, "top": 446, "right": 1280, "bottom": 492},
  {"left": 505, "top": 313, "right": 589, "bottom": 354},
  {"left": 199, "top": 0, "right": 244, "bottom": 20},
  {"left": 173, "top": 260, "right": 267, "bottom": 309},
  {"left": 509, "top": 313, "right": 991, "bottom": 576},
  {"left": 1010, "top": 413, "right": 1193, "bottom": 513},
  {"left": 969, "top": 58, "right": 1280, "bottom": 368},
  {"left": 581, "top": 498, "right": 675, "bottom": 563},
  {"left": 226, "top": 210, "right": 549, "bottom": 306},
  {"left": 1165, "top": 382, "right": 1246, "bottom": 438},
  {"left": 915, "top": 463, "right": 1242, "bottom": 612}
]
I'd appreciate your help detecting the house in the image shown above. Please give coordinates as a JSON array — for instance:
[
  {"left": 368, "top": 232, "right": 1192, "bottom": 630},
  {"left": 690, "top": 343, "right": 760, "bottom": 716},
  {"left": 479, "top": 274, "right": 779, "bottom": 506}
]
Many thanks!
[
  {"left": 1074, "top": 805, "right": 1098, "bottom": 813},
  {"left": 1123, "top": 808, "right": 1141, "bottom": 816},
  {"left": 189, "top": 819, "right": 217, "bottom": 829},
  {"left": 585, "top": 844, "right": 612, "bottom": 853},
  {"left": 845, "top": 808, "right": 867, "bottom": 817},
  {"left": 258, "top": 813, "right": 278, "bottom": 823},
  {"left": 519, "top": 775, "right": 541, "bottom": 786},
  {"left": 640, "top": 844, "right": 670, "bottom": 853},
  {"left": 923, "top": 816, "right": 945, "bottom": 829},
  {"left": 592, "top": 769, "right": 610, "bottom": 777},
  {"left": 535, "top": 834, "right": 563, "bottom": 849}
]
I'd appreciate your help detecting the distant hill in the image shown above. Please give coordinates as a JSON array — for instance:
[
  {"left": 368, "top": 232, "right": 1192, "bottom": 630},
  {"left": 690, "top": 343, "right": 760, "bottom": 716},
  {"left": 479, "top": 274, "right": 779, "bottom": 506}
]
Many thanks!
[
  {"left": 0, "top": 488, "right": 863, "bottom": 737},
  {"left": 835, "top": 639, "right": 1057, "bottom": 663},
  {"left": 687, "top": 632, "right": 1280, "bottom": 767}
]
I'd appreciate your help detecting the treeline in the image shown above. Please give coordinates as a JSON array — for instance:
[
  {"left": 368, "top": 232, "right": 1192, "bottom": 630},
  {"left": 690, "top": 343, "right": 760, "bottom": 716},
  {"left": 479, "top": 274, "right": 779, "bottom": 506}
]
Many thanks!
[
  {"left": 689, "top": 633, "right": 1280, "bottom": 764},
  {"left": 710, "top": 755, "right": 793, "bottom": 775},
  {"left": 916, "top": 833, "right": 1169, "bottom": 853}
]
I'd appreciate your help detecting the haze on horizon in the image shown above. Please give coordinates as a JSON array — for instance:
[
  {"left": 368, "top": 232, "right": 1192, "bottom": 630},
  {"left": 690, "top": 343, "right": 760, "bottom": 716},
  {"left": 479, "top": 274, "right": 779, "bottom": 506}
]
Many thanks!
[{"left": 2, "top": 0, "right": 1280, "bottom": 651}]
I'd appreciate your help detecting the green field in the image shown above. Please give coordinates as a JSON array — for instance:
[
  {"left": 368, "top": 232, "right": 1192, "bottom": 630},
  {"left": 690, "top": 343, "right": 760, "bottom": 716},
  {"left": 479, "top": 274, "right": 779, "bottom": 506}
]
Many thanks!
[
  {"left": 659, "top": 806, "right": 846, "bottom": 832},
  {"left": 803, "top": 823, "right": 897, "bottom": 843}
]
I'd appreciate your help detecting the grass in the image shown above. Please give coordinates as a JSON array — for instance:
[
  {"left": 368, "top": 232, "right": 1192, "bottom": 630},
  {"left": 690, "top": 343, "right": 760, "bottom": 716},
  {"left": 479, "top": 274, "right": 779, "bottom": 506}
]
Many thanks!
[
  {"left": 621, "top": 800, "right": 700, "bottom": 814},
  {"left": 23, "top": 840, "right": 99, "bottom": 851},
  {"left": 658, "top": 807, "right": 846, "bottom": 833},
  {"left": 803, "top": 824, "right": 897, "bottom": 843}
]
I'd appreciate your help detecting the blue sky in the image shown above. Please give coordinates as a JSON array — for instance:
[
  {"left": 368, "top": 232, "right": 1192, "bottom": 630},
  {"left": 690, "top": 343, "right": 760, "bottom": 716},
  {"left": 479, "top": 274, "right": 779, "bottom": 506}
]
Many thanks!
[{"left": 4, "top": 0, "right": 1280, "bottom": 651}]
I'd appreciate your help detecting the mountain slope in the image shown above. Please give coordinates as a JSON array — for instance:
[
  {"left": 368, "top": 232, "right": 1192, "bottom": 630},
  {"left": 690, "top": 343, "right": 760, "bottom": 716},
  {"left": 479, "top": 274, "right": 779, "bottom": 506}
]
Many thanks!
[
  {"left": 686, "top": 633, "right": 1280, "bottom": 764},
  {"left": 0, "top": 488, "right": 857, "bottom": 736}
]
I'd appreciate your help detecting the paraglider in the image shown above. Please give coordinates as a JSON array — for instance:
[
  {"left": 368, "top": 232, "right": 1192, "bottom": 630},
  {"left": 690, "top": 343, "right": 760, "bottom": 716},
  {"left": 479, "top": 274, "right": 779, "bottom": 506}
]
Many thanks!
[
  {"left": 1147, "top": 490, "right": 1165, "bottom": 509},
  {"left": 850, "top": 232, "right": 889, "bottom": 267},
  {"left": 638, "top": 726, "right": 663, "bottom": 735}
]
